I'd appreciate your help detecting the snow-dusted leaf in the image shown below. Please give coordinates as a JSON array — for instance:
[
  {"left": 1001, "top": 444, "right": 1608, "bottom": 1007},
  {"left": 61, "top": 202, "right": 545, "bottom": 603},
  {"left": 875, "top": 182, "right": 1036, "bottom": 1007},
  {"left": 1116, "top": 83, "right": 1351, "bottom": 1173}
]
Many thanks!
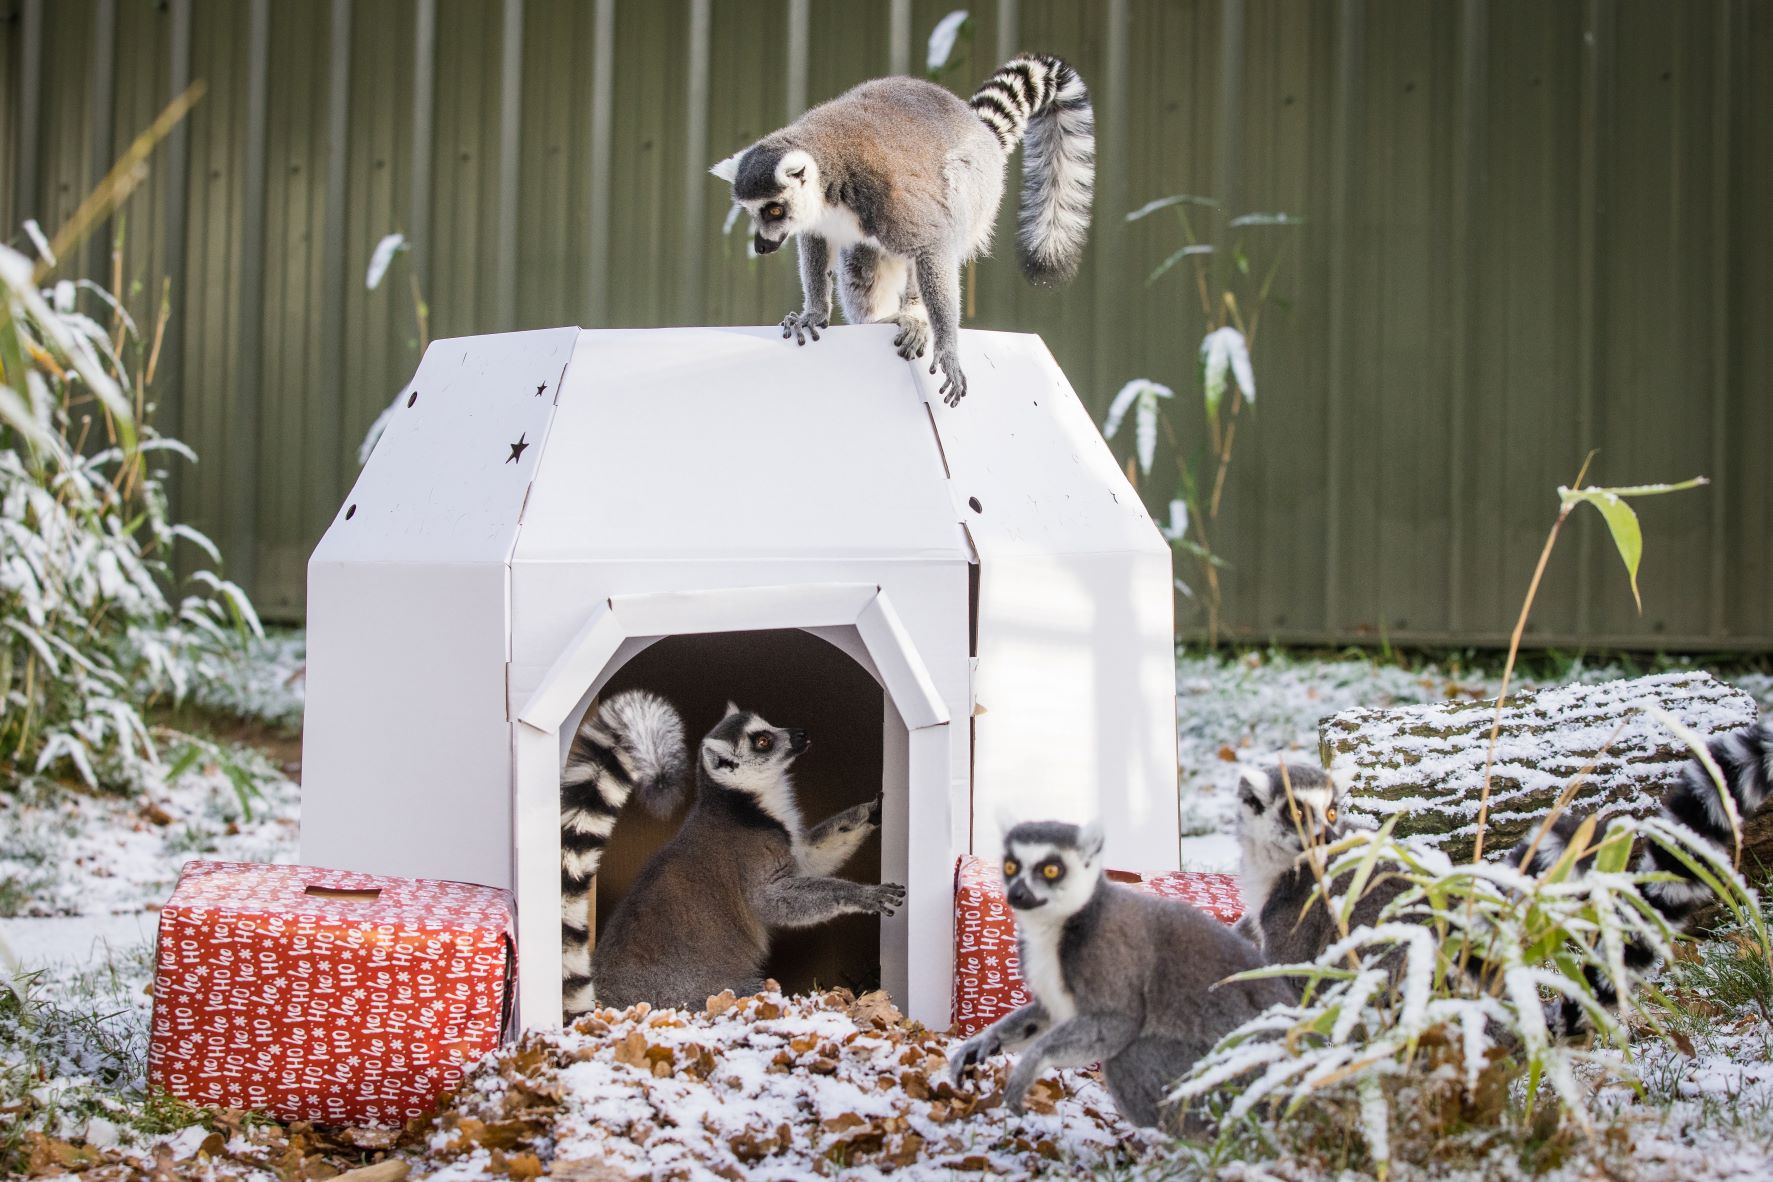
[
  {"left": 926, "top": 10, "right": 969, "bottom": 73},
  {"left": 1160, "top": 498, "right": 1189, "bottom": 542},
  {"left": 365, "top": 232, "right": 407, "bottom": 290},
  {"left": 1101, "top": 380, "right": 1173, "bottom": 475},
  {"left": 22, "top": 218, "right": 55, "bottom": 266},
  {"left": 1199, "top": 326, "right": 1253, "bottom": 414},
  {"left": 1125, "top": 193, "right": 1221, "bottom": 222},
  {"left": 1228, "top": 211, "right": 1306, "bottom": 228}
]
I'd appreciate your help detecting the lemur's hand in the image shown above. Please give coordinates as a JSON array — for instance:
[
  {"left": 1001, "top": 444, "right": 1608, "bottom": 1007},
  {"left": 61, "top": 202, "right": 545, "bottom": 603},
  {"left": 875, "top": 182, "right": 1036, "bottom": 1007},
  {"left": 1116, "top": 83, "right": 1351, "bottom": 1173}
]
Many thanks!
[
  {"left": 831, "top": 795, "right": 879, "bottom": 834},
  {"left": 931, "top": 346, "right": 967, "bottom": 406},
  {"left": 949, "top": 1026, "right": 1002, "bottom": 1079},
  {"left": 869, "top": 882, "right": 907, "bottom": 916},
  {"left": 780, "top": 309, "right": 828, "bottom": 346}
]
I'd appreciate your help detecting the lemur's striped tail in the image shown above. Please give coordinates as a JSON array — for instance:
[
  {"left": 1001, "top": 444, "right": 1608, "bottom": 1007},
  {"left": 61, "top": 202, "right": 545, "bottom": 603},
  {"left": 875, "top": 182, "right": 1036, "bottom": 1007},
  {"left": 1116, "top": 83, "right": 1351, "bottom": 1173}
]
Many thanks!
[
  {"left": 1509, "top": 716, "right": 1773, "bottom": 1034},
  {"left": 969, "top": 54, "right": 1095, "bottom": 285},
  {"left": 560, "top": 689, "right": 689, "bottom": 1018}
]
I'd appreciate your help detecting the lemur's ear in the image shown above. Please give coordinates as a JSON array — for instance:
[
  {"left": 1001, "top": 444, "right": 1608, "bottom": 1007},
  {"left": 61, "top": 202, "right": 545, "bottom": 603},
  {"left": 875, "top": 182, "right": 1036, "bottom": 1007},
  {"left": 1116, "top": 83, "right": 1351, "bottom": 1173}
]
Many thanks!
[
  {"left": 709, "top": 148, "right": 745, "bottom": 183},
  {"left": 1238, "top": 766, "right": 1272, "bottom": 796},
  {"left": 723, "top": 700, "right": 742, "bottom": 718},
  {"left": 1077, "top": 819, "right": 1106, "bottom": 862},
  {"left": 702, "top": 735, "right": 736, "bottom": 764},
  {"left": 994, "top": 803, "right": 1020, "bottom": 842}
]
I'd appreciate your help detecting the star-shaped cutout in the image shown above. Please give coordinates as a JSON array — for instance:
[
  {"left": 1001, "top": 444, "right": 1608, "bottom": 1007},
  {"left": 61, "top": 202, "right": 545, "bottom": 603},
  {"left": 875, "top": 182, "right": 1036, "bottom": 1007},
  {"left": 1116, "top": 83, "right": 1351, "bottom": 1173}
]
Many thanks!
[
  {"left": 507, "top": 433, "right": 529, "bottom": 464},
  {"left": 534, "top": 381, "right": 548, "bottom": 397}
]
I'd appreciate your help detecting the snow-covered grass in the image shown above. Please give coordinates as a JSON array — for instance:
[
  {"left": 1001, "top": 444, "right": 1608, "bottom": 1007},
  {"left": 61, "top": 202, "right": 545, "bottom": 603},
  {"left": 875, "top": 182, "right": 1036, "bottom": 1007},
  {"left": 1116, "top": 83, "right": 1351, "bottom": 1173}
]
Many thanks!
[{"left": 2, "top": 642, "right": 1769, "bottom": 1180}]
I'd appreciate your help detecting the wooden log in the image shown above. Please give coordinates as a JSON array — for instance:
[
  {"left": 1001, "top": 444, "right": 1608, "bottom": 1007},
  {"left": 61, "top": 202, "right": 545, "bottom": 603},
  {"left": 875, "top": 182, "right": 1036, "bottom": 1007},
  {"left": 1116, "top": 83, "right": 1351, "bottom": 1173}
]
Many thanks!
[{"left": 1319, "top": 672, "right": 1759, "bottom": 864}]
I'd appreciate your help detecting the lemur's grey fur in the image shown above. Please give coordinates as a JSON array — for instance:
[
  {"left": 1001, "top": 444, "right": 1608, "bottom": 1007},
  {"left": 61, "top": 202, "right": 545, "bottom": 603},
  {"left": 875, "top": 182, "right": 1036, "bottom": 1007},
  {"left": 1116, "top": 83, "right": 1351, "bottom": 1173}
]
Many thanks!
[
  {"left": 711, "top": 54, "right": 1095, "bottom": 406},
  {"left": 1236, "top": 722, "right": 1773, "bottom": 1031},
  {"left": 588, "top": 703, "right": 904, "bottom": 1011},
  {"left": 950, "top": 821, "right": 1288, "bottom": 1132},
  {"left": 560, "top": 689, "right": 690, "bottom": 1019}
]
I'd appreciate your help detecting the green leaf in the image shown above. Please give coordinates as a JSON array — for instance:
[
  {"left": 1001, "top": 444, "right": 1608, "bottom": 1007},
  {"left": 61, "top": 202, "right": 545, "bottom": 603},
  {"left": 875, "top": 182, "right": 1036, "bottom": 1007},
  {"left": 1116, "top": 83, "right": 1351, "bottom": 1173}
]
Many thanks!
[
  {"left": 1146, "top": 243, "right": 1213, "bottom": 286},
  {"left": 1557, "top": 477, "right": 1708, "bottom": 613}
]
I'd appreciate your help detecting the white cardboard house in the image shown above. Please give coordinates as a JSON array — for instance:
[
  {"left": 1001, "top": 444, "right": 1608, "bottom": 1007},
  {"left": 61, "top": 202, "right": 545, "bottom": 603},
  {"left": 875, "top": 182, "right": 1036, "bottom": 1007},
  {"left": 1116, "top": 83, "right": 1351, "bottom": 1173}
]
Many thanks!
[{"left": 301, "top": 324, "right": 1178, "bottom": 1029}]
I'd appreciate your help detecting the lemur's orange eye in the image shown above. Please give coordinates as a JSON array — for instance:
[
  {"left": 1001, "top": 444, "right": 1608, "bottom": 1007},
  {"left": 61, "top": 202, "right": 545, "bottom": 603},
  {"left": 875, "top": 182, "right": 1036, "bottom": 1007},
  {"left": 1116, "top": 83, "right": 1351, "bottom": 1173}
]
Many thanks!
[
  {"left": 1325, "top": 806, "right": 1338, "bottom": 825},
  {"left": 752, "top": 732, "right": 774, "bottom": 752},
  {"left": 765, "top": 203, "right": 785, "bottom": 219},
  {"left": 1041, "top": 863, "right": 1061, "bottom": 880},
  {"left": 1003, "top": 859, "right": 1019, "bottom": 877}
]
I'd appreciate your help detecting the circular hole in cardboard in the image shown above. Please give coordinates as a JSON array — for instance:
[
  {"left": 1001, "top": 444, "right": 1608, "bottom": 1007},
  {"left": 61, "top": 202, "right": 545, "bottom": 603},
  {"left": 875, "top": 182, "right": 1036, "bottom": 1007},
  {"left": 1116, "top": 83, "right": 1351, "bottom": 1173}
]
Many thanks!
[{"left": 967, "top": 496, "right": 983, "bottom": 514}]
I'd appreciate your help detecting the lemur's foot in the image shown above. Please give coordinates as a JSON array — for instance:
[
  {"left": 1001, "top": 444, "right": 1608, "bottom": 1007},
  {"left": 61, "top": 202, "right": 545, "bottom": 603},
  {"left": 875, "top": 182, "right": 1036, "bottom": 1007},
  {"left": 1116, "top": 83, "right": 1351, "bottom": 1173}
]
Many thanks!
[
  {"left": 891, "top": 312, "right": 930, "bottom": 360},
  {"left": 949, "top": 1027, "right": 1003, "bottom": 1078},
  {"left": 780, "top": 309, "right": 828, "bottom": 346},
  {"left": 870, "top": 882, "right": 907, "bottom": 916},
  {"left": 931, "top": 346, "right": 967, "bottom": 406}
]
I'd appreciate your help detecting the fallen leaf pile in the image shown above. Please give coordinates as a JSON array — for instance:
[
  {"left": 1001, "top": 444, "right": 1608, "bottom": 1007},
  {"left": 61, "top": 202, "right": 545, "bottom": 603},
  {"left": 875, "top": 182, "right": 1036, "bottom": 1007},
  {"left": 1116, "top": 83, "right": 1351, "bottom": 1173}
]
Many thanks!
[
  {"left": 414, "top": 985, "right": 1159, "bottom": 1180},
  {"left": 5, "top": 988, "right": 1157, "bottom": 1180}
]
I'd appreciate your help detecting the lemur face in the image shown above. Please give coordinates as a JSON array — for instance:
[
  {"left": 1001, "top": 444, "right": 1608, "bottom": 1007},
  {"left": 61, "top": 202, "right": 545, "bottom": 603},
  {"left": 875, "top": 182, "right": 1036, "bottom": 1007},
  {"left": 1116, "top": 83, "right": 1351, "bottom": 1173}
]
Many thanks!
[
  {"left": 1236, "top": 763, "right": 1348, "bottom": 858},
  {"left": 700, "top": 702, "right": 809, "bottom": 793},
  {"left": 999, "top": 820, "right": 1104, "bottom": 918},
  {"left": 710, "top": 145, "right": 823, "bottom": 255}
]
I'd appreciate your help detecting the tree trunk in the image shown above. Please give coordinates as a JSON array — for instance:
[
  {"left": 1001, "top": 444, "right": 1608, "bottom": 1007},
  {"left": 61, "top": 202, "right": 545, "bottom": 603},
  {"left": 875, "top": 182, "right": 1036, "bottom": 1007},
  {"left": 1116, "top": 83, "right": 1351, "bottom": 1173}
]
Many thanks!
[{"left": 1318, "top": 672, "right": 1759, "bottom": 864}]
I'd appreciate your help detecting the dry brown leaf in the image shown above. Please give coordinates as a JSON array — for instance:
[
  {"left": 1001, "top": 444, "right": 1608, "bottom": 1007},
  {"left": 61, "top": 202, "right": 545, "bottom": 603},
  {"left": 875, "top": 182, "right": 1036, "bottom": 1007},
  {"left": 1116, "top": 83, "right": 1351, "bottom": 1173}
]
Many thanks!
[
  {"left": 612, "top": 1030, "right": 649, "bottom": 1070},
  {"left": 846, "top": 990, "right": 902, "bottom": 1030},
  {"left": 503, "top": 1151, "right": 544, "bottom": 1180}
]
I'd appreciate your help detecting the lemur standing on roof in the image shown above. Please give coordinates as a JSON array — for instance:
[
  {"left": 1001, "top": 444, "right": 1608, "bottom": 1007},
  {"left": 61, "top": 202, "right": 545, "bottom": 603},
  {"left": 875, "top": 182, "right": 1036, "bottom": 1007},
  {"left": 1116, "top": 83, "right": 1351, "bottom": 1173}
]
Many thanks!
[
  {"left": 711, "top": 54, "right": 1096, "bottom": 406},
  {"left": 588, "top": 703, "right": 903, "bottom": 1011},
  {"left": 559, "top": 690, "right": 691, "bottom": 1020},
  {"left": 1235, "top": 719, "right": 1773, "bottom": 1031}
]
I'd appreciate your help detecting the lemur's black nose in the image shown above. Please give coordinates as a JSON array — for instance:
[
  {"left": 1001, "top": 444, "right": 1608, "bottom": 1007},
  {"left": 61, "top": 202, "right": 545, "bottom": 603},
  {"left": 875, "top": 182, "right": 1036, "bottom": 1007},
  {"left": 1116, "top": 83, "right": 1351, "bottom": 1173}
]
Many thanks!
[
  {"left": 787, "top": 728, "right": 809, "bottom": 754},
  {"left": 1006, "top": 880, "right": 1044, "bottom": 910},
  {"left": 754, "top": 231, "right": 784, "bottom": 255}
]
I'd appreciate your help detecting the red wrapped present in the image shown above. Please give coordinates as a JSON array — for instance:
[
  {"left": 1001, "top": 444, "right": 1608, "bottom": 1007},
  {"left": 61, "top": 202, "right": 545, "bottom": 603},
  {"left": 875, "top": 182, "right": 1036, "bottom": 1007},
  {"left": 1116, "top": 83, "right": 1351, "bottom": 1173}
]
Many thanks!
[
  {"left": 148, "top": 860, "right": 515, "bottom": 1126},
  {"left": 951, "top": 856, "right": 1245, "bottom": 1036}
]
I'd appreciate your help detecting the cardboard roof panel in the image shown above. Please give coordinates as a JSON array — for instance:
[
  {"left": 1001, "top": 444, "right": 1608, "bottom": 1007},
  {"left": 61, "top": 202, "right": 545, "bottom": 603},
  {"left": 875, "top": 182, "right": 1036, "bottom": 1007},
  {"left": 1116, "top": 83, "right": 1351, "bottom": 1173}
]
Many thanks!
[
  {"left": 514, "top": 327, "right": 968, "bottom": 563},
  {"left": 925, "top": 331, "right": 1164, "bottom": 559},
  {"left": 312, "top": 327, "right": 579, "bottom": 565}
]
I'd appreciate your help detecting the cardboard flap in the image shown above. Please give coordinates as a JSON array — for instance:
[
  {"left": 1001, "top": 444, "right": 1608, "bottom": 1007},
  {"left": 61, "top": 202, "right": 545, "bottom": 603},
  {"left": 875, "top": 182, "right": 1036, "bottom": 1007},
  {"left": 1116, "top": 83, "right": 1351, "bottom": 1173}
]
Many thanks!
[{"left": 312, "top": 327, "right": 579, "bottom": 566}]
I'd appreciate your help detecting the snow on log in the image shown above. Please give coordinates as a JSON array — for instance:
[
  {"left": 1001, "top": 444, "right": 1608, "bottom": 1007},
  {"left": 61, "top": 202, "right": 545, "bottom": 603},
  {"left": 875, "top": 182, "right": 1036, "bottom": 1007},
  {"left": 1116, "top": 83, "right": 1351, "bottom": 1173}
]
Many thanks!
[{"left": 1319, "top": 672, "right": 1760, "bottom": 863}]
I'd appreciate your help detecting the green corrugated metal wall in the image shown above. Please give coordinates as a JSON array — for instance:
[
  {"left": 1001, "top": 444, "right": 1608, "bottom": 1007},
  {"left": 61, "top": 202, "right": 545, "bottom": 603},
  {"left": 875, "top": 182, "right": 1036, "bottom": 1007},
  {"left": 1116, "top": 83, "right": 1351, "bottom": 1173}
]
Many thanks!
[{"left": 4, "top": 0, "right": 1769, "bottom": 649}]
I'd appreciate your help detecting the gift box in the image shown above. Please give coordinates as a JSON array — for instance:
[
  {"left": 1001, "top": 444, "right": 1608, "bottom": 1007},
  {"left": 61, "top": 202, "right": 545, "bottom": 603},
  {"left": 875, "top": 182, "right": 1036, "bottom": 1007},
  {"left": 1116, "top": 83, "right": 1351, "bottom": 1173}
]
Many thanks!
[
  {"left": 951, "top": 855, "right": 1245, "bottom": 1037},
  {"left": 148, "top": 860, "right": 515, "bottom": 1126}
]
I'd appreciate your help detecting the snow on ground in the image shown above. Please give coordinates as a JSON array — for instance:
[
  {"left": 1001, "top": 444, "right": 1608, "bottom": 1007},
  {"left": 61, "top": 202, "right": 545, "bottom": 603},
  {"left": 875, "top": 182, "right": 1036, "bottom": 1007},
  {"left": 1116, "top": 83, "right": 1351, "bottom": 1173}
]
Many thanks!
[{"left": 3, "top": 641, "right": 1771, "bottom": 1180}]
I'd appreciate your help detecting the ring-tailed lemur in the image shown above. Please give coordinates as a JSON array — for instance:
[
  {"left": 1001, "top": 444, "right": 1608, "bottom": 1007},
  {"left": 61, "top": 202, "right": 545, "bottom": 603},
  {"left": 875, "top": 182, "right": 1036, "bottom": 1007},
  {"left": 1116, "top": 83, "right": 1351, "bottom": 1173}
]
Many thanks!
[
  {"left": 561, "top": 689, "right": 691, "bottom": 1019},
  {"left": 588, "top": 703, "right": 903, "bottom": 1011},
  {"left": 1510, "top": 716, "right": 1773, "bottom": 1033},
  {"left": 710, "top": 53, "right": 1095, "bottom": 406},
  {"left": 949, "top": 820, "right": 1289, "bottom": 1132},
  {"left": 1232, "top": 761, "right": 1403, "bottom": 968},
  {"left": 1235, "top": 719, "right": 1773, "bottom": 1027}
]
